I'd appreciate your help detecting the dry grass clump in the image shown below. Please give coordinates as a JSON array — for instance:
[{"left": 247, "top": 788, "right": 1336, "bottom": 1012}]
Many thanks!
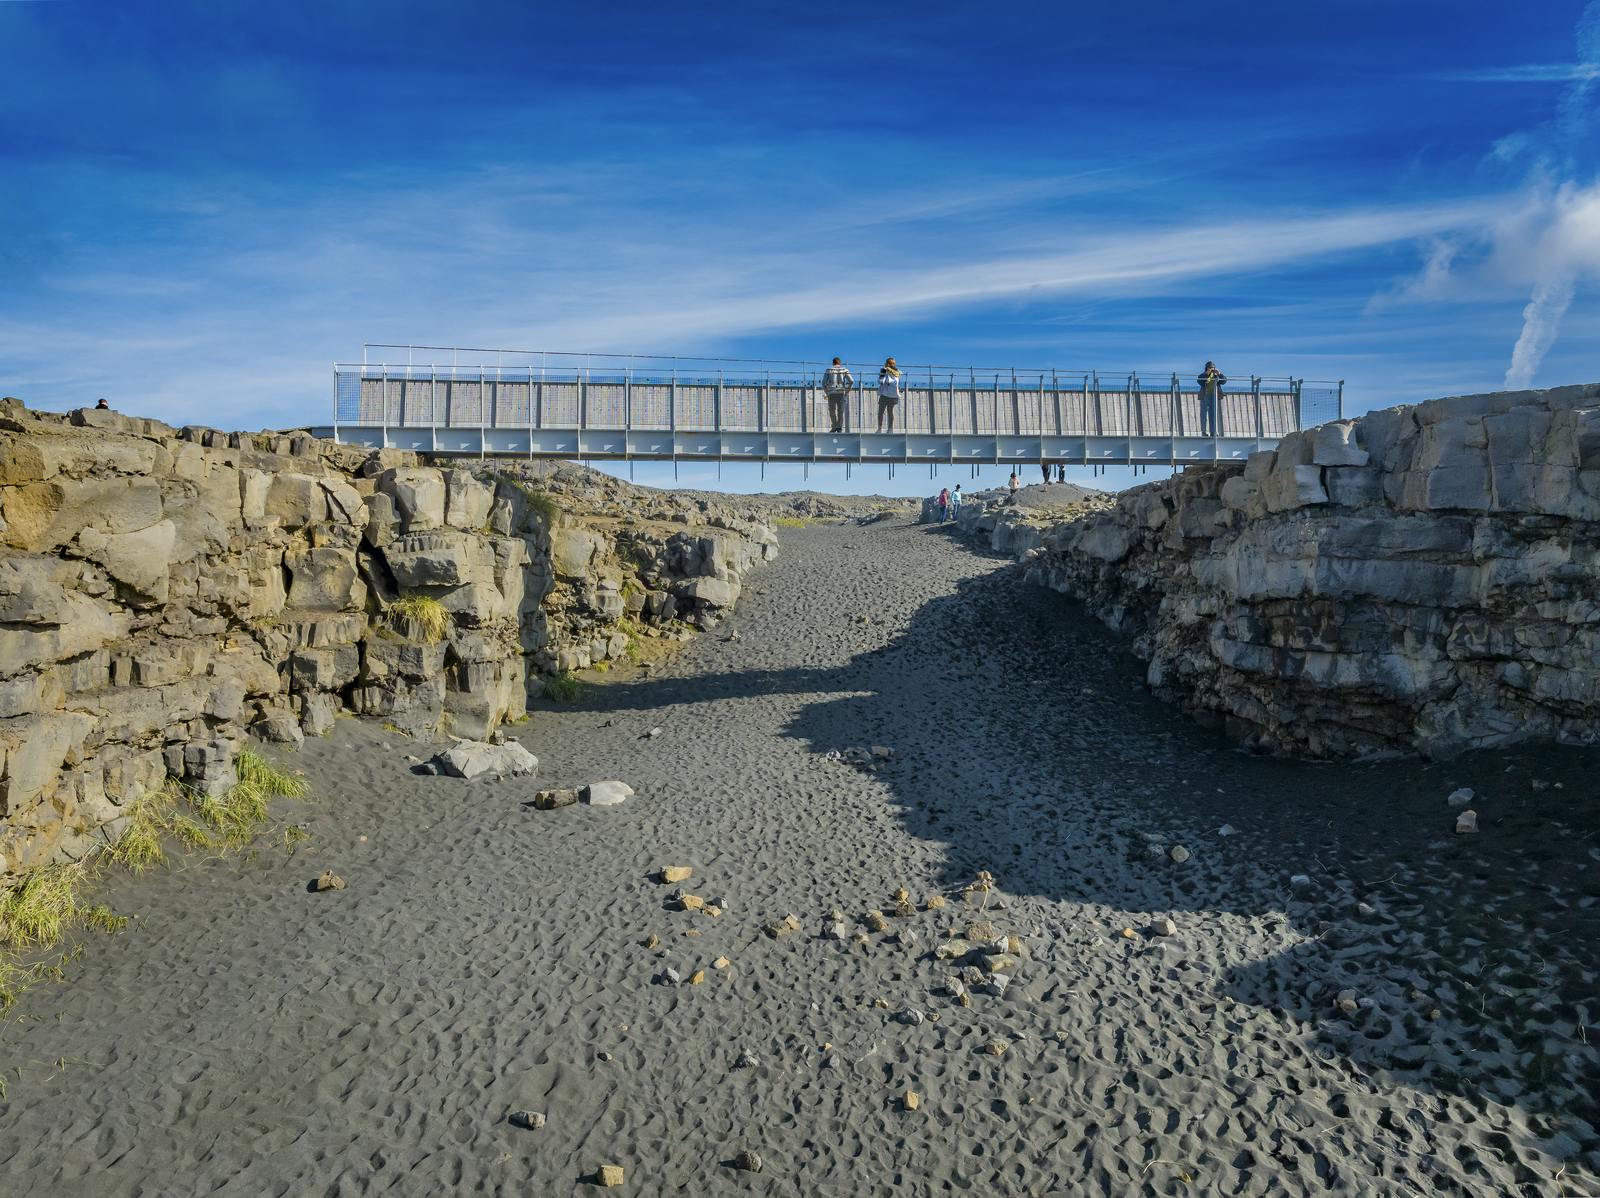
[
  {"left": 0, "top": 864, "right": 84, "bottom": 950},
  {"left": 541, "top": 671, "right": 585, "bottom": 703},
  {"left": 773, "top": 515, "right": 812, "bottom": 528},
  {"left": 388, "top": 594, "right": 451, "bottom": 643}
]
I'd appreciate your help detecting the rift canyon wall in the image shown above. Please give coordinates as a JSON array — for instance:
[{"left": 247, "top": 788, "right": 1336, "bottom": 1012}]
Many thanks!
[{"left": 0, "top": 401, "right": 775, "bottom": 881}]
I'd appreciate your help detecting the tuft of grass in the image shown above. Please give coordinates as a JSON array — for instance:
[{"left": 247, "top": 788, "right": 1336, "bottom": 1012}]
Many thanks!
[
  {"left": 773, "top": 515, "right": 812, "bottom": 528},
  {"left": 541, "top": 671, "right": 585, "bottom": 703},
  {"left": 499, "top": 476, "right": 561, "bottom": 524},
  {"left": 0, "top": 864, "right": 84, "bottom": 951},
  {"left": 82, "top": 905, "right": 128, "bottom": 935},
  {"left": 388, "top": 594, "right": 451, "bottom": 643},
  {"left": 109, "top": 790, "right": 174, "bottom": 874}
]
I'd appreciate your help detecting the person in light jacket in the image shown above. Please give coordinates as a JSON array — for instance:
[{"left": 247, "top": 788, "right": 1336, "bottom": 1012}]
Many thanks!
[
  {"left": 876, "top": 357, "right": 903, "bottom": 433},
  {"left": 821, "top": 357, "right": 854, "bottom": 433},
  {"left": 950, "top": 484, "right": 963, "bottom": 520}
]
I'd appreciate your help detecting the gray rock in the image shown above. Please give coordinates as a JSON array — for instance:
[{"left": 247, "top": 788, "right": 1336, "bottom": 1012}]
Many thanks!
[
  {"left": 1446, "top": 787, "right": 1474, "bottom": 808},
  {"left": 509, "top": 1110, "right": 546, "bottom": 1130},
  {"left": 437, "top": 740, "right": 538, "bottom": 780},
  {"left": 894, "top": 1008, "right": 925, "bottom": 1026},
  {"left": 1151, "top": 918, "right": 1177, "bottom": 937},
  {"left": 583, "top": 780, "right": 634, "bottom": 806},
  {"left": 732, "top": 1150, "right": 763, "bottom": 1173},
  {"left": 660, "top": 967, "right": 682, "bottom": 985},
  {"left": 1455, "top": 809, "right": 1479, "bottom": 834},
  {"left": 533, "top": 788, "right": 579, "bottom": 810},
  {"left": 1168, "top": 845, "right": 1190, "bottom": 863}
]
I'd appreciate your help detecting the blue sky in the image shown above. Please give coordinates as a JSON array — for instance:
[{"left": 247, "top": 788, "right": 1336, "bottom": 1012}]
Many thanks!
[{"left": 3, "top": 1, "right": 1599, "bottom": 496}]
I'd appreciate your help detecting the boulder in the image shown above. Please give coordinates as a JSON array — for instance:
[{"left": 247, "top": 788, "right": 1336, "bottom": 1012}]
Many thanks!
[
  {"left": 582, "top": 780, "right": 634, "bottom": 806},
  {"left": 436, "top": 740, "right": 538, "bottom": 781}
]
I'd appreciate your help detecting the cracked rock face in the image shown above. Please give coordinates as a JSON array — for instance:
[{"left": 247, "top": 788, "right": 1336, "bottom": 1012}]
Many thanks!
[
  {"left": 1009, "top": 383, "right": 1600, "bottom": 759},
  {"left": 0, "top": 399, "right": 778, "bottom": 884}
]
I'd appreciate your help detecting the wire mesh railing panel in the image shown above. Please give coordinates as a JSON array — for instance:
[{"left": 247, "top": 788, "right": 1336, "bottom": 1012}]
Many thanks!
[
  {"left": 446, "top": 381, "right": 485, "bottom": 425},
  {"left": 1013, "top": 388, "right": 1044, "bottom": 436},
  {"left": 1219, "top": 392, "right": 1256, "bottom": 437},
  {"left": 493, "top": 380, "right": 531, "bottom": 427},
  {"left": 1094, "top": 391, "right": 1134, "bottom": 436},
  {"left": 1135, "top": 390, "right": 1175, "bottom": 436},
  {"left": 764, "top": 385, "right": 806, "bottom": 432},
  {"left": 541, "top": 381, "right": 580, "bottom": 427},
  {"left": 629, "top": 384, "right": 672, "bottom": 430},
  {"left": 1299, "top": 383, "right": 1340, "bottom": 429},
  {"left": 716, "top": 385, "right": 757, "bottom": 432},
  {"left": 583, "top": 382, "right": 627, "bottom": 429},
  {"left": 674, "top": 385, "right": 717, "bottom": 431}
]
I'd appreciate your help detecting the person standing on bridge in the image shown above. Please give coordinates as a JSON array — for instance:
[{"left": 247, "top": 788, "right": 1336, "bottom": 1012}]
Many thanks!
[
  {"left": 1198, "top": 361, "right": 1227, "bottom": 437},
  {"left": 822, "top": 357, "right": 854, "bottom": 433},
  {"left": 876, "top": 358, "right": 903, "bottom": 433}
]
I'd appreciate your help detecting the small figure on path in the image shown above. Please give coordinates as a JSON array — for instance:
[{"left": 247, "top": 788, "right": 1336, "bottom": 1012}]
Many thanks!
[
  {"left": 876, "top": 357, "right": 903, "bottom": 432},
  {"left": 1040, "top": 461, "right": 1050, "bottom": 483},
  {"left": 1056, "top": 462, "right": 1067, "bottom": 482},
  {"left": 821, "top": 357, "right": 854, "bottom": 433},
  {"left": 1198, "top": 361, "right": 1227, "bottom": 437},
  {"left": 937, "top": 487, "right": 950, "bottom": 522},
  {"left": 950, "top": 484, "right": 962, "bottom": 519},
  {"left": 1007, "top": 470, "right": 1019, "bottom": 497},
  {"left": 95, "top": 398, "right": 110, "bottom": 410}
]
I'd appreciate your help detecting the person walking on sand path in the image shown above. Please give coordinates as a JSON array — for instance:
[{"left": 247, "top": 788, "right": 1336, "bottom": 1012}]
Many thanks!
[
  {"left": 1040, "top": 461, "right": 1051, "bottom": 484},
  {"left": 950, "top": 484, "right": 962, "bottom": 520},
  {"left": 821, "top": 357, "right": 854, "bottom": 433},
  {"left": 1198, "top": 360, "right": 1226, "bottom": 437},
  {"left": 1008, "top": 470, "right": 1019, "bottom": 498},
  {"left": 876, "top": 357, "right": 903, "bottom": 432},
  {"left": 936, "top": 486, "right": 950, "bottom": 522}
]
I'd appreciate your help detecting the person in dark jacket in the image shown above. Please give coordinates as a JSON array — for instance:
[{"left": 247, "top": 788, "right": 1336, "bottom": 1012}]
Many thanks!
[
  {"left": 1197, "top": 362, "right": 1227, "bottom": 436},
  {"left": 821, "top": 358, "right": 854, "bottom": 433}
]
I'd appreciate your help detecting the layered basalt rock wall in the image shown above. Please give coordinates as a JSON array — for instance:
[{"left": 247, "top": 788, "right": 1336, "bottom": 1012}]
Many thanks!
[
  {"left": 0, "top": 401, "right": 774, "bottom": 880},
  {"left": 1023, "top": 382, "right": 1600, "bottom": 758}
]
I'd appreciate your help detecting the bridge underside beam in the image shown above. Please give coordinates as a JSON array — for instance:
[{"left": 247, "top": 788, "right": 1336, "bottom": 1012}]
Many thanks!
[{"left": 309, "top": 426, "right": 1275, "bottom": 466}]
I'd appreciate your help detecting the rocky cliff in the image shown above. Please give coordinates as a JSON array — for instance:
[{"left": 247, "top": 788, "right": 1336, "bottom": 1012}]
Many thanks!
[
  {"left": 1020, "top": 382, "right": 1600, "bottom": 759},
  {"left": 0, "top": 400, "right": 775, "bottom": 881}
]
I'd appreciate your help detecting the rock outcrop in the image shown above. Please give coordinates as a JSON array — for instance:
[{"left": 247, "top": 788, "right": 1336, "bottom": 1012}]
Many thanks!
[
  {"left": 922, "top": 483, "right": 1113, "bottom": 556},
  {"left": 1021, "top": 382, "right": 1600, "bottom": 758},
  {"left": 0, "top": 400, "right": 774, "bottom": 881}
]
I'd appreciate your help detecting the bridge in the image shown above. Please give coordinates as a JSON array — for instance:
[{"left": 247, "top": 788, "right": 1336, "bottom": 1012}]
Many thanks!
[{"left": 308, "top": 346, "right": 1344, "bottom": 468}]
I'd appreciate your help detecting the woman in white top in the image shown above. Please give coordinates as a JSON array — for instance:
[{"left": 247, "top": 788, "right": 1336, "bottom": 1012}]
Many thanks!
[{"left": 876, "top": 357, "right": 903, "bottom": 432}]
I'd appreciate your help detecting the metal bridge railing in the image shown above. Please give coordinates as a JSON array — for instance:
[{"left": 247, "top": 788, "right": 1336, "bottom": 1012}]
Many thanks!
[{"left": 333, "top": 348, "right": 1343, "bottom": 442}]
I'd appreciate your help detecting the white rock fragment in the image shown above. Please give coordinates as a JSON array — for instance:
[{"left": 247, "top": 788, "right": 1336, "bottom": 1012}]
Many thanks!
[
  {"left": 1455, "top": 809, "right": 1478, "bottom": 834},
  {"left": 583, "top": 780, "right": 634, "bottom": 806},
  {"left": 1446, "top": 787, "right": 1474, "bottom": 809}
]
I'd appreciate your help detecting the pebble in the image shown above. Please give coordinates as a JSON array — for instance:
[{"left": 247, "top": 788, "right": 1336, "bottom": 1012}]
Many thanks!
[
  {"left": 1335, "top": 989, "right": 1360, "bottom": 1015},
  {"left": 1290, "top": 874, "right": 1313, "bottom": 892},
  {"left": 661, "top": 967, "right": 682, "bottom": 985},
  {"left": 902, "top": 1089, "right": 921, "bottom": 1111},
  {"left": 675, "top": 894, "right": 705, "bottom": 912},
  {"left": 935, "top": 938, "right": 973, "bottom": 961},
  {"left": 597, "top": 1051, "right": 614, "bottom": 1062},
  {"left": 532, "top": 788, "right": 579, "bottom": 810},
  {"left": 648, "top": 727, "right": 663, "bottom": 738},
  {"left": 1217, "top": 823, "right": 1236, "bottom": 837},
  {"left": 982, "top": 1040, "right": 1008, "bottom": 1057},
  {"left": 596, "top": 1164, "right": 625, "bottom": 1187},
  {"left": 732, "top": 1150, "right": 763, "bottom": 1173},
  {"left": 688, "top": 970, "right": 706, "bottom": 985},
  {"left": 983, "top": 973, "right": 1010, "bottom": 997},
  {"left": 1446, "top": 787, "right": 1474, "bottom": 808},
  {"left": 642, "top": 933, "right": 660, "bottom": 949},
  {"left": 895, "top": 1008, "right": 926, "bottom": 1026},
  {"left": 822, "top": 1053, "right": 841, "bottom": 1069},
  {"left": 766, "top": 913, "right": 803, "bottom": 938},
  {"left": 1169, "top": 845, "right": 1190, "bottom": 863},
  {"left": 659, "top": 866, "right": 693, "bottom": 884},
  {"left": 711, "top": 896, "right": 730, "bottom": 912},
  {"left": 865, "top": 911, "right": 890, "bottom": 933},
  {"left": 924, "top": 895, "right": 946, "bottom": 911},
  {"left": 509, "top": 1110, "right": 546, "bottom": 1130},
  {"left": 823, "top": 920, "right": 850, "bottom": 940},
  {"left": 713, "top": 956, "right": 731, "bottom": 970},
  {"left": 312, "top": 870, "right": 346, "bottom": 892},
  {"left": 1455, "top": 810, "right": 1479, "bottom": 834},
  {"left": 1151, "top": 918, "right": 1177, "bottom": 937},
  {"left": 735, "top": 1051, "right": 759, "bottom": 1068}
]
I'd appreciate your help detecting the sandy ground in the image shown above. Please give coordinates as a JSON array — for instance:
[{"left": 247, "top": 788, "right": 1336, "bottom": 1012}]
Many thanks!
[{"left": 2, "top": 518, "right": 1599, "bottom": 1196}]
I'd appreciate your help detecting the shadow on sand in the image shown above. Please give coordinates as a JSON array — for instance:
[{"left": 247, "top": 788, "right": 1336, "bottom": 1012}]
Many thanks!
[{"left": 551, "top": 521, "right": 1600, "bottom": 1138}]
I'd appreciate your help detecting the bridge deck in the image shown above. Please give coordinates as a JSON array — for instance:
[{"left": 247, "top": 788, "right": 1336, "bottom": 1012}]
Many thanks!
[{"left": 312, "top": 358, "right": 1342, "bottom": 466}]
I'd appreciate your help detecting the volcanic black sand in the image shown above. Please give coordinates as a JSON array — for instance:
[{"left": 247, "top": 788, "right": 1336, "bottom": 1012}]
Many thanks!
[{"left": 1, "top": 517, "right": 1598, "bottom": 1196}]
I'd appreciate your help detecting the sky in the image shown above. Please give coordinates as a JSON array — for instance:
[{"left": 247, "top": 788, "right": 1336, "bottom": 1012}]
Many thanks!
[{"left": 3, "top": 0, "right": 1599, "bottom": 496}]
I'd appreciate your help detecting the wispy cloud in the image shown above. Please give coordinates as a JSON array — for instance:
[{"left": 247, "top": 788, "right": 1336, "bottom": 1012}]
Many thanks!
[{"left": 1437, "top": 64, "right": 1600, "bottom": 83}]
